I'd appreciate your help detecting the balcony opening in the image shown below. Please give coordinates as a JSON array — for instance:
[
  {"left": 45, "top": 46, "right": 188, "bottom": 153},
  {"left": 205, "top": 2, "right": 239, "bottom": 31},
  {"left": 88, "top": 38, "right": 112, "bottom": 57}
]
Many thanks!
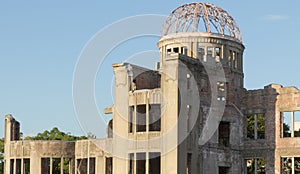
[{"left": 133, "top": 71, "right": 161, "bottom": 90}]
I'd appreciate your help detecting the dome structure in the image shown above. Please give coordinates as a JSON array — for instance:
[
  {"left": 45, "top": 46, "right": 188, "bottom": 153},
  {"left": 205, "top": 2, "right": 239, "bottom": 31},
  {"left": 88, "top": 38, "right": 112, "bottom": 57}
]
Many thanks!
[{"left": 162, "top": 2, "right": 242, "bottom": 42}]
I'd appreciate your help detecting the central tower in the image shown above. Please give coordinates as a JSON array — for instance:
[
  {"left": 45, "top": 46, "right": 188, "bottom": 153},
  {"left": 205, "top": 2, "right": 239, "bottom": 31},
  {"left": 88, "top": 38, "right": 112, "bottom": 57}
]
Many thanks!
[{"left": 157, "top": 2, "right": 245, "bottom": 173}]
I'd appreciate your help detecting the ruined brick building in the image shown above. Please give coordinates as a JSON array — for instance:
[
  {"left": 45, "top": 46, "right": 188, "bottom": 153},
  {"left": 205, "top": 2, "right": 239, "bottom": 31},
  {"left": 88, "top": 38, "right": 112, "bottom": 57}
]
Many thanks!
[{"left": 3, "top": 2, "right": 300, "bottom": 174}]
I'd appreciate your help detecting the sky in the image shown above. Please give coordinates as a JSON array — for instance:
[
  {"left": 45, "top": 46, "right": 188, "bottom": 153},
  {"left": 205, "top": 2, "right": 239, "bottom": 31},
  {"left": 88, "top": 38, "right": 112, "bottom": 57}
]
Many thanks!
[{"left": 0, "top": 1, "right": 300, "bottom": 138}]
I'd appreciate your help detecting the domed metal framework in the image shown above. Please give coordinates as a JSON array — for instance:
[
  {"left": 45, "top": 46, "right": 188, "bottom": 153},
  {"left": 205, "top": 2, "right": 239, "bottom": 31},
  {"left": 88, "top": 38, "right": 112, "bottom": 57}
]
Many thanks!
[{"left": 162, "top": 2, "right": 242, "bottom": 42}]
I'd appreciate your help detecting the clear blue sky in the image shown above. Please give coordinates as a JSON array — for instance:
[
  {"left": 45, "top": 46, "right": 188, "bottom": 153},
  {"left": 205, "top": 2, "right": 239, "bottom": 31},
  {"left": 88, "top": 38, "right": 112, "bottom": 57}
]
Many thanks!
[{"left": 1, "top": 1, "right": 299, "bottom": 138}]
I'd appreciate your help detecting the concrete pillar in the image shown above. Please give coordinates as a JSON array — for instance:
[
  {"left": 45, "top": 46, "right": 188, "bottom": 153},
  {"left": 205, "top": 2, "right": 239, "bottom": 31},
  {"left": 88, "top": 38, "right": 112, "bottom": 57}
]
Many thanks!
[
  {"left": 95, "top": 156, "right": 104, "bottom": 174},
  {"left": 60, "top": 157, "right": 64, "bottom": 174},
  {"left": 30, "top": 151, "right": 40, "bottom": 174},
  {"left": 50, "top": 158, "right": 53, "bottom": 174},
  {"left": 146, "top": 152, "right": 149, "bottom": 174},
  {"left": 21, "top": 158, "right": 24, "bottom": 174},
  {"left": 292, "top": 157, "right": 295, "bottom": 174},
  {"left": 4, "top": 115, "right": 12, "bottom": 174},
  {"left": 13, "top": 159, "right": 16, "bottom": 174}
]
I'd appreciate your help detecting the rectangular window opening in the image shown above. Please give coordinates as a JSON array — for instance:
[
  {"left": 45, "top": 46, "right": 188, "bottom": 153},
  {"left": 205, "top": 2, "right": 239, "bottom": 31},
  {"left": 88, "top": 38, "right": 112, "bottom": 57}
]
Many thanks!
[
  {"left": 62, "top": 158, "right": 70, "bottom": 174},
  {"left": 215, "top": 47, "right": 221, "bottom": 62},
  {"left": 182, "top": 46, "right": 188, "bottom": 55},
  {"left": 247, "top": 114, "right": 265, "bottom": 139},
  {"left": 52, "top": 158, "right": 61, "bottom": 174},
  {"left": 218, "top": 121, "right": 230, "bottom": 147},
  {"left": 129, "top": 106, "right": 134, "bottom": 133},
  {"left": 198, "top": 46, "right": 205, "bottom": 62},
  {"left": 149, "top": 104, "right": 161, "bottom": 132},
  {"left": 228, "top": 50, "right": 233, "bottom": 67},
  {"left": 246, "top": 158, "right": 266, "bottom": 174},
  {"left": 219, "top": 167, "right": 229, "bottom": 174},
  {"left": 129, "top": 153, "right": 134, "bottom": 174},
  {"left": 89, "top": 158, "right": 95, "bottom": 174},
  {"left": 77, "top": 158, "right": 87, "bottom": 174},
  {"left": 186, "top": 153, "right": 192, "bottom": 174},
  {"left": 173, "top": 47, "right": 179, "bottom": 53},
  {"left": 149, "top": 152, "right": 161, "bottom": 174},
  {"left": 283, "top": 111, "right": 300, "bottom": 138},
  {"left": 257, "top": 114, "right": 265, "bottom": 139},
  {"left": 105, "top": 157, "right": 113, "bottom": 174},
  {"left": 41, "top": 158, "right": 50, "bottom": 174},
  {"left": 136, "top": 153, "right": 146, "bottom": 174},
  {"left": 136, "top": 105, "right": 146, "bottom": 132},
  {"left": 24, "top": 158, "right": 30, "bottom": 174},
  {"left": 10, "top": 159, "right": 14, "bottom": 174},
  {"left": 247, "top": 114, "right": 255, "bottom": 139},
  {"left": 207, "top": 47, "right": 213, "bottom": 57},
  {"left": 16, "top": 159, "right": 21, "bottom": 174},
  {"left": 294, "top": 112, "right": 300, "bottom": 137}
]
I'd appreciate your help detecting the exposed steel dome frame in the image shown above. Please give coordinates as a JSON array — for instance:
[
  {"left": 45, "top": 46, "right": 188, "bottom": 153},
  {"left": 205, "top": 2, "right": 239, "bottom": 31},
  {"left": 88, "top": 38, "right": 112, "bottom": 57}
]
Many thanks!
[{"left": 162, "top": 2, "right": 242, "bottom": 42}]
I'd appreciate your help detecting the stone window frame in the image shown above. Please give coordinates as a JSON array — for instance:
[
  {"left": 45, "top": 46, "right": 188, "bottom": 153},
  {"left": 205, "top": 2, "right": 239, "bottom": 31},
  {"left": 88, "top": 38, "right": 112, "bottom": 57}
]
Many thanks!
[
  {"left": 245, "top": 158, "right": 266, "bottom": 174},
  {"left": 281, "top": 156, "right": 300, "bottom": 173},
  {"left": 281, "top": 111, "right": 300, "bottom": 138},
  {"left": 129, "top": 104, "right": 161, "bottom": 134},
  {"left": 128, "top": 152, "right": 161, "bottom": 174},
  {"left": 246, "top": 113, "right": 265, "bottom": 140}
]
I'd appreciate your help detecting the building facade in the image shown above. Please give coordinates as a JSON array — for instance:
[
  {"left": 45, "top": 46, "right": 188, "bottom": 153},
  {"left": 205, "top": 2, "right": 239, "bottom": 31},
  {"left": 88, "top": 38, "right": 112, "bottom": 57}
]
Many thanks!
[{"left": 3, "top": 2, "right": 300, "bottom": 174}]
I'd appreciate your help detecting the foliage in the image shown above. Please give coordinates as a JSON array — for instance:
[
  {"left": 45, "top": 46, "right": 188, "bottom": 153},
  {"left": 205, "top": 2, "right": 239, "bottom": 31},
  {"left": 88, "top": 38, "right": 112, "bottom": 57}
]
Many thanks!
[{"left": 24, "top": 127, "right": 87, "bottom": 141}]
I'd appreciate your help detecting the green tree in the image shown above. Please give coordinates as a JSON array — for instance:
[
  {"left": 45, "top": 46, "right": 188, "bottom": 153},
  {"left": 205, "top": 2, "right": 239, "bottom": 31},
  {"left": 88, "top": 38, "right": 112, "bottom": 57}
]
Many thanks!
[{"left": 24, "top": 127, "right": 87, "bottom": 141}]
